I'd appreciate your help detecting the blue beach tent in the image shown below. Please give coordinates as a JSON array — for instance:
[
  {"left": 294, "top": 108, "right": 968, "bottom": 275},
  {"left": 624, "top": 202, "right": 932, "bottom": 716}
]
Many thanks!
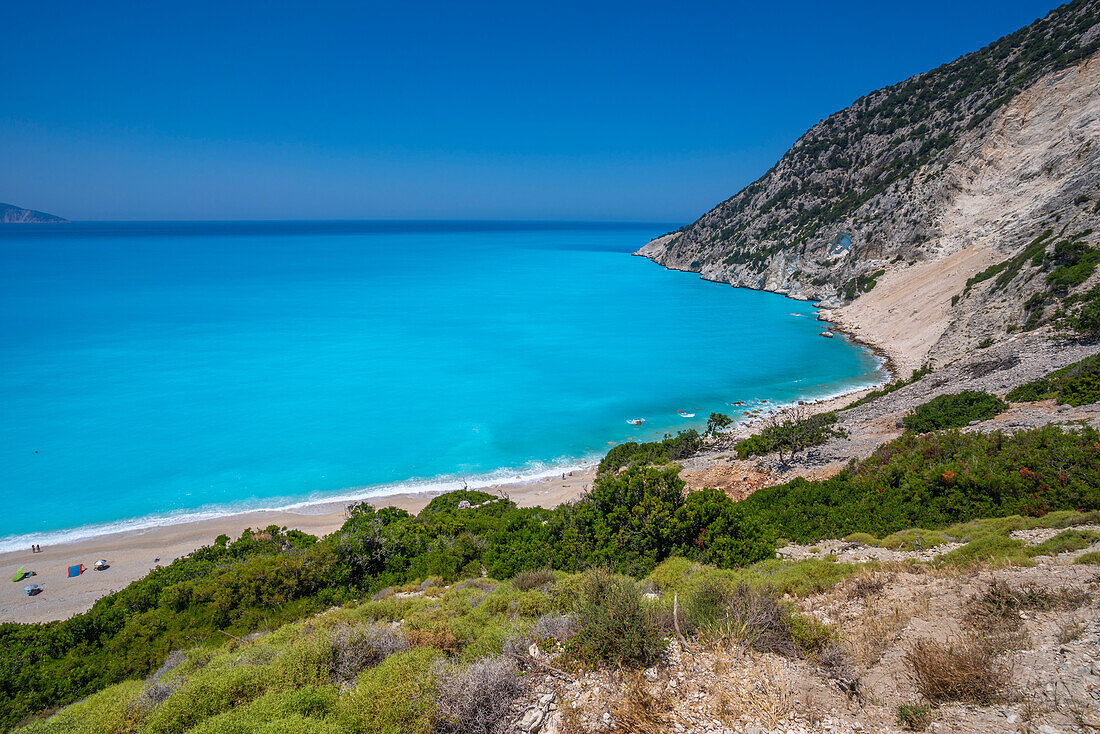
[{"left": 67, "top": 564, "right": 84, "bottom": 578}]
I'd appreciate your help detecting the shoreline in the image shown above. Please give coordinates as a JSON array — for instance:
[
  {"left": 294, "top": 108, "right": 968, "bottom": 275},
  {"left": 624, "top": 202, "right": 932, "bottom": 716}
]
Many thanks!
[
  {"left": 0, "top": 459, "right": 600, "bottom": 555},
  {"left": 0, "top": 467, "right": 597, "bottom": 624}
]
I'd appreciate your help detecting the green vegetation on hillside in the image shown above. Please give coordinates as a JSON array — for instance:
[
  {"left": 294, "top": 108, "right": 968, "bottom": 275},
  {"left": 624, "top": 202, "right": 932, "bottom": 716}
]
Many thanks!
[
  {"left": 842, "top": 269, "right": 885, "bottom": 300},
  {"left": 956, "top": 228, "right": 1100, "bottom": 333},
  {"left": 902, "top": 390, "right": 1008, "bottom": 433},
  {"left": 13, "top": 554, "right": 862, "bottom": 734},
  {"left": 740, "top": 425, "right": 1100, "bottom": 543},
  {"left": 0, "top": 469, "right": 768, "bottom": 728},
  {"left": 6, "top": 416, "right": 1100, "bottom": 727},
  {"left": 1007, "top": 353, "right": 1100, "bottom": 405}
]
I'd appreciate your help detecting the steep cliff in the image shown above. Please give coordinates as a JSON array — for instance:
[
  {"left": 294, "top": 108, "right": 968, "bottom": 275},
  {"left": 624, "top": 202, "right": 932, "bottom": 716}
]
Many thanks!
[
  {"left": 638, "top": 0, "right": 1100, "bottom": 370},
  {"left": 0, "top": 202, "right": 67, "bottom": 223}
]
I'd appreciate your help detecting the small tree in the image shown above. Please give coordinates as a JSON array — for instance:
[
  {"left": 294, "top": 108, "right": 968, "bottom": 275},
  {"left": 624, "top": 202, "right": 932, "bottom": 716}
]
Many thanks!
[
  {"left": 749, "top": 406, "right": 847, "bottom": 464},
  {"left": 705, "top": 412, "right": 733, "bottom": 438}
]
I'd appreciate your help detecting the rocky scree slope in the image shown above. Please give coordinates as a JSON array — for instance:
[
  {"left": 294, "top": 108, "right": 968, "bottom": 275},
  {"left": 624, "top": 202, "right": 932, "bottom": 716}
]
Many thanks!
[{"left": 638, "top": 0, "right": 1100, "bottom": 367}]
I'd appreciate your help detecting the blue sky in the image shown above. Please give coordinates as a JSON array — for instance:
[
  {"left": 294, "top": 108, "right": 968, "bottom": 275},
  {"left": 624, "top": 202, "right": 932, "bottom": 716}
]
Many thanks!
[{"left": 1, "top": 0, "right": 1063, "bottom": 221}]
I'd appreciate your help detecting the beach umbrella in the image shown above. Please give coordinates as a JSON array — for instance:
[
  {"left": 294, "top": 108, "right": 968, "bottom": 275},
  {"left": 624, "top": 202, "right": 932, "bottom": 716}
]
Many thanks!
[
  {"left": 23, "top": 584, "right": 40, "bottom": 595},
  {"left": 93, "top": 560, "right": 108, "bottom": 570}
]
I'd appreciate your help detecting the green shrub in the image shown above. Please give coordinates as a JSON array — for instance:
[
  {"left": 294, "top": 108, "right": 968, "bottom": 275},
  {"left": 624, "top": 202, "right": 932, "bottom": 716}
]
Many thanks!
[
  {"left": 597, "top": 430, "right": 701, "bottom": 474},
  {"left": 897, "top": 703, "right": 933, "bottom": 731},
  {"left": 937, "top": 535, "right": 1031, "bottom": 566},
  {"left": 569, "top": 569, "right": 664, "bottom": 667},
  {"left": 1074, "top": 295, "right": 1100, "bottom": 335},
  {"left": 785, "top": 611, "right": 835, "bottom": 657},
  {"left": 1074, "top": 552, "right": 1100, "bottom": 565},
  {"left": 335, "top": 648, "right": 439, "bottom": 734},
  {"left": 510, "top": 568, "right": 556, "bottom": 591},
  {"left": 1025, "top": 530, "right": 1099, "bottom": 557},
  {"left": 902, "top": 391, "right": 1007, "bottom": 433}
]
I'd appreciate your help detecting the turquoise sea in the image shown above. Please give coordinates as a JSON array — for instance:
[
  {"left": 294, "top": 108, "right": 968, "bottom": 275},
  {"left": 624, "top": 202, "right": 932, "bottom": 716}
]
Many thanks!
[{"left": 0, "top": 222, "right": 882, "bottom": 549}]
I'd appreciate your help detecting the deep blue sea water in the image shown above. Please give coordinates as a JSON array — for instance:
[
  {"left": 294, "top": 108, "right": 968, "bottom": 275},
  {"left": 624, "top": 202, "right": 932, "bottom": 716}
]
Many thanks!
[{"left": 0, "top": 222, "right": 882, "bottom": 548}]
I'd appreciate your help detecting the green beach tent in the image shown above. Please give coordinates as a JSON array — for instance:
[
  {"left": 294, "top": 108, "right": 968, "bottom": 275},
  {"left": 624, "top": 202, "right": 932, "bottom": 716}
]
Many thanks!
[{"left": 11, "top": 566, "right": 24, "bottom": 582}]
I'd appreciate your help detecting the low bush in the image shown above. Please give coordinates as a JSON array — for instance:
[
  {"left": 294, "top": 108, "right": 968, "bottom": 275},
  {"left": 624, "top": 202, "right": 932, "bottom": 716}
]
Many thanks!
[
  {"left": 936, "top": 534, "right": 1030, "bottom": 566},
  {"left": 1006, "top": 354, "right": 1100, "bottom": 406},
  {"left": 432, "top": 655, "right": 523, "bottom": 734},
  {"left": 510, "top": 568, "right": 556, "bottom": 592},
  {"left": 1025, "top": 529, "right": 1099, "bottom": 557},
  {"left": 569, "top": 569, "right": 664, "bottom": 667},
  {"left": 337, "top": 647, "right": 440, "bottom": 733},
  {"left": 597, "top": 430, "right": 702, "bottom": 474},
  {"left": 903, "top": 636, "right": 1009, "bottom": 704},
  {"left": 1075, "top": 551, "right": 1100, "bottom": 565},
  {"left": 681, "top": 580, "right": 832, "bottom": 657},
  {"left": 902, "top": 391, "right": 1007, "bottom": 433},
  {"left": 785, "top": 612, "right": 835, "bottom": 657},
  {"left": 530, "top": 613, "right": 577, "bottom": 645},
  {"left": 327, "top": 623, "right": 408, "bottom": 686}
]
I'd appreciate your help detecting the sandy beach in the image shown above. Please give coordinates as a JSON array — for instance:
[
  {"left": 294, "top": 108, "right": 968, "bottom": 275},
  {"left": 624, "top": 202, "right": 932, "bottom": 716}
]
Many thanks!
[{"left": 0, "top": 468, "right": 595, "bottom": 624}]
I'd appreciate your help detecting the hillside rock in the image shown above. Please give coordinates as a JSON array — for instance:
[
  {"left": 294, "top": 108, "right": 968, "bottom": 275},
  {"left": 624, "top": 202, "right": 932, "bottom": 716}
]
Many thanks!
[{"left": 637, "top": 0, "right": 1100, "bottom": 370}]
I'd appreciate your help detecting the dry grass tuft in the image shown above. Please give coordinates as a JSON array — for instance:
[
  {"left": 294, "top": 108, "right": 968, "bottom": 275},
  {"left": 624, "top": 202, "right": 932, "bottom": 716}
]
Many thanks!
[
  {"left": 610, "top": 671, "right": 672, "bottom": 734},
  {"left": 964, "top": 579, "right": 1088, "bottom": 654},
  {"left": 1056, "top": 618, "right": 1085, "bottom": 645},
  {"left": 846, "top": 570, "right": 891, "bottom": 599},
  {"left": 404, "top": 626, "right": 462, "bottom": 655},
  {"left": 903, "top": 635, "right": 1010, "bottom": 704},
  {"left": 715, "top": 656, "right": 793, "bottom": 729},
  {"left": 844, "top": 594, "right": 922, "bottom": 670},
  {"left": 896, "top": 703, "right": 933, "bottom": 731}
]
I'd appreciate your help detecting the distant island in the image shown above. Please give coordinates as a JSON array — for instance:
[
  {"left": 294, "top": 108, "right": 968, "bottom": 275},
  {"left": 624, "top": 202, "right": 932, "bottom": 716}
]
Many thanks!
[{"left": 0, "top": 202, "right": 67, "bottom": 223}]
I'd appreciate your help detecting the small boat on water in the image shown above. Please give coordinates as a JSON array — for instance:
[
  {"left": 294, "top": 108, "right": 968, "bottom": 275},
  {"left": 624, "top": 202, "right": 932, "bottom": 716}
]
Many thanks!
[
  {"left": 626, "top": 418, "right": 645, "bottom": 426},
  {"left": 678, "top": 411, "right": 695, "bottom": 418}
]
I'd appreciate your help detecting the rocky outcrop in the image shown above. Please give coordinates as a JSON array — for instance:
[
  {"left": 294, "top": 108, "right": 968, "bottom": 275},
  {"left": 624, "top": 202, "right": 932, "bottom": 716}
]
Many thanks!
[
  {"left": 0, "top": 202, "right": 67, "bottom": 223},
  {"left": 638, "top": 0, "right": 1100, "bottom": 368}
]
